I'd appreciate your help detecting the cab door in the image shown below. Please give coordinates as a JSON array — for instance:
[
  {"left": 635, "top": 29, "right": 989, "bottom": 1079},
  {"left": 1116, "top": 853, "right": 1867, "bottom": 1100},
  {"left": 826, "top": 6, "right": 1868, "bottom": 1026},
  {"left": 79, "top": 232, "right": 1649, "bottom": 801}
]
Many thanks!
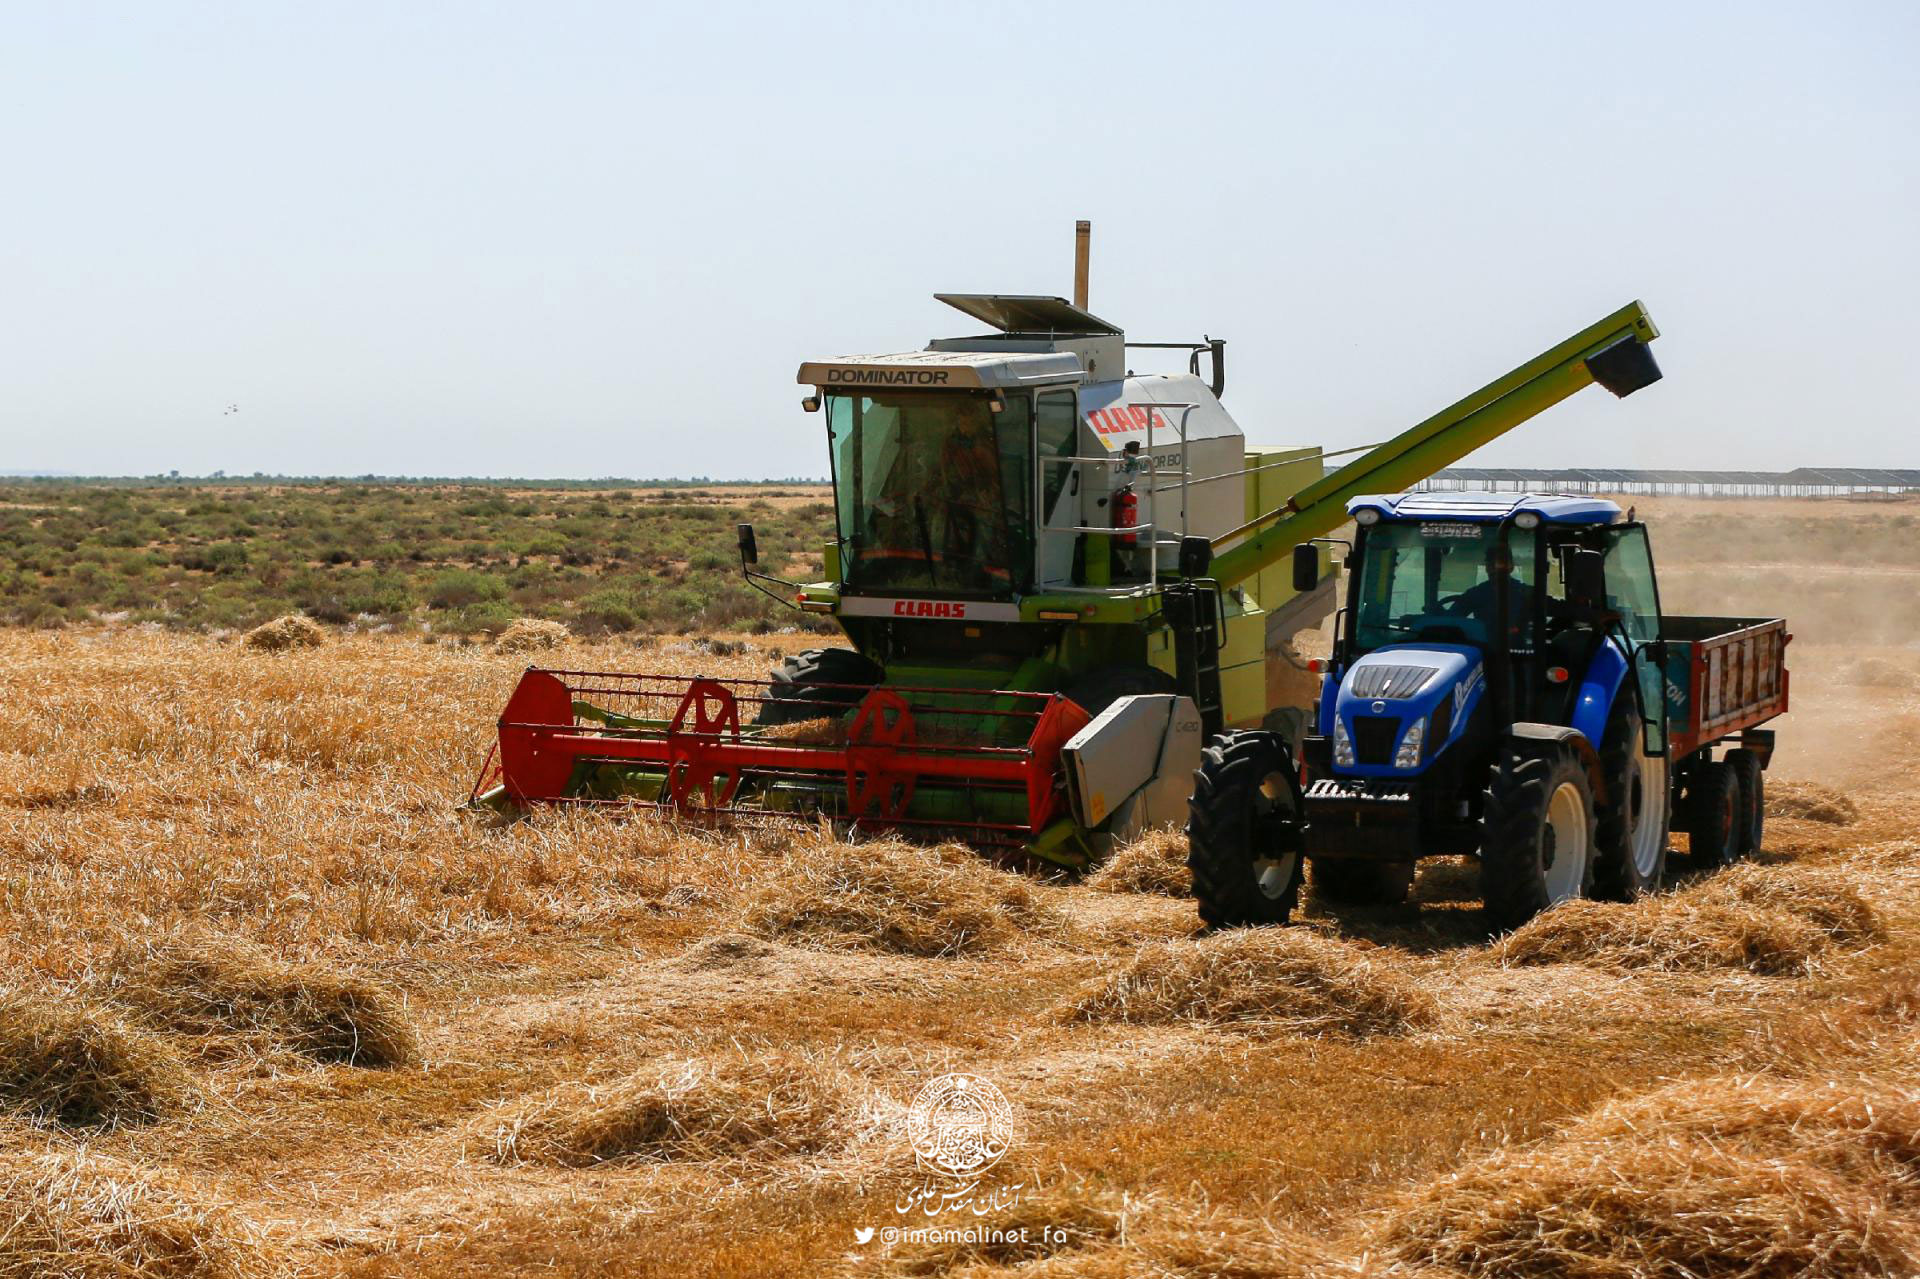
[{"left": 1603, "top": 523, "right": 1667, "bottom": 754}]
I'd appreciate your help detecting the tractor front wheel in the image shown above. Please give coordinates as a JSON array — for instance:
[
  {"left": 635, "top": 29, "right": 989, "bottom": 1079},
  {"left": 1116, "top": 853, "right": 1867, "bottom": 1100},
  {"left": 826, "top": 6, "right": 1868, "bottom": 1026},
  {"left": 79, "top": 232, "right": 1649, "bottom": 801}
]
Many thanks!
[
  {"left": 1479, "top": 741, "right": 1596, "bottom": 930},
  {"left": 1187, "top": 731, "right": 1305, "bottom": 928}
]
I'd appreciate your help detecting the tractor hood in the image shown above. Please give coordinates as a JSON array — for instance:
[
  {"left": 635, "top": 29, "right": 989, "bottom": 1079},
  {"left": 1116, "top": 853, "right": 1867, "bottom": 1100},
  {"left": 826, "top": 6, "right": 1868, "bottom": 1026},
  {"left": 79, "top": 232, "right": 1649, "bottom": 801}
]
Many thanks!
[{"left": 1325, "top": 645, "right": 1485, "bottom": 778}]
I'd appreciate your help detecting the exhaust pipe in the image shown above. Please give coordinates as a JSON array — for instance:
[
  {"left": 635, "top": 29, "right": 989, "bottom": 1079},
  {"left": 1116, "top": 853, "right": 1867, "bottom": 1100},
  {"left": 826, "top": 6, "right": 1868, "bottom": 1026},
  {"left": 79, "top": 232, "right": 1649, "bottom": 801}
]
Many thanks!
[{"left": 1073, "top": 220, "right": 1090, "bottom": 309}]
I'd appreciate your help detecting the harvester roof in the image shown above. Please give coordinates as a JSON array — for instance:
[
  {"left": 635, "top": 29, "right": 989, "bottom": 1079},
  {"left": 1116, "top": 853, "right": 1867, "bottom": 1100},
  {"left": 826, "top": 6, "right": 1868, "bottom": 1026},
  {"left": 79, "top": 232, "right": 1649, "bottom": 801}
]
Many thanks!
[
  {"left": 1350, "top": 491, "right": 1622, "bottom": 525},
  {"left": 796, "top": 348, "right": 1082, "bottom": 391}
]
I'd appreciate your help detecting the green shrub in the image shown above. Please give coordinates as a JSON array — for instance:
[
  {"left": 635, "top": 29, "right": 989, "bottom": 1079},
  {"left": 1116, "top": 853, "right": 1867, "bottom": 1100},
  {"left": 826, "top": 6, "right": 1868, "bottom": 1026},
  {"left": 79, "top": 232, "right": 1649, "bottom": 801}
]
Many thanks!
[
  {"left": 576, "top": 587, "right": 647, "bottom": 633},
  {"left": 427, "top": 568, "right": 506, "bottom": 610}
]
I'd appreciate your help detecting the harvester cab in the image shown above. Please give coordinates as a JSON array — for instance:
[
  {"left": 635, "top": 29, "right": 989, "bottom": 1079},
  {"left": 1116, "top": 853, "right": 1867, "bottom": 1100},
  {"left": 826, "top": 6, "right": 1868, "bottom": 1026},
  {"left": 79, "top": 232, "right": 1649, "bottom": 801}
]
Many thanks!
[
  {"left": 474, "top": 227, "right": 1672, "bottom": 877},
  {"left": 782, "top": 292, "right": 1272, "bottom": 706}
]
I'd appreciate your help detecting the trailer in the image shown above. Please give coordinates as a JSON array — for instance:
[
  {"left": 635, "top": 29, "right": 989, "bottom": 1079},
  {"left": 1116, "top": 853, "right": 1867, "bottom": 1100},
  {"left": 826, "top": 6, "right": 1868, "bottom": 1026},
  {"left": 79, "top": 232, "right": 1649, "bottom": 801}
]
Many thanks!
[{"left": 1662, "top": 615, "right": 1790, "bottom": 865}]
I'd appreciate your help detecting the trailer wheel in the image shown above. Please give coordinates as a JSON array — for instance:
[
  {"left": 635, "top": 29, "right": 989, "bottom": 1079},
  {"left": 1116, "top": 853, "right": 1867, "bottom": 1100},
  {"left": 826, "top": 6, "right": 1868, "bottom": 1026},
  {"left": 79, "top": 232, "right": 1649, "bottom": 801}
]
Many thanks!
[
  {"left": 753, "top": 648, "right": 882, "bottom": 726},
  {"left": 1686, "top": 759, "right": 1741, "bottom": 867},
  {"left": 1727, "top": 749, "right": 1765, "bottom": 855},
  {"left": 1479, "top": 741, "right": 1595, "bottom": 930},
  {"left": 1187, "top": 731, "right": 1304, "bottom": 927},
  {"left": 1591, "top": 690, "right": 1669, "bottom": 901},
  {"left": 1310, "top": 858, "right": 1416, "bottom": 906}
]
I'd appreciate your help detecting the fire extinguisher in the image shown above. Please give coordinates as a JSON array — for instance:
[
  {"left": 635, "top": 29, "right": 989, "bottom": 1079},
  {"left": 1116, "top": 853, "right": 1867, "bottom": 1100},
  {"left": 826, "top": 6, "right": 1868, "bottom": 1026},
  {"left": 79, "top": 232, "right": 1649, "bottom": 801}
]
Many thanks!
[{"left": 1113, "top": 484, "right": 1139, "bottom": 547}]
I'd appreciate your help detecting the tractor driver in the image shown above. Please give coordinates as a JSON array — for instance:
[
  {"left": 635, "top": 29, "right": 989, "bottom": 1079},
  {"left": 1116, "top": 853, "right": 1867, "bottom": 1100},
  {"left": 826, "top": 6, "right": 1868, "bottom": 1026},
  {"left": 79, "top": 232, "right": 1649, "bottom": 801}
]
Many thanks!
[{"left": 1438, "top": 570, "right": 1533, "bottom": 642}]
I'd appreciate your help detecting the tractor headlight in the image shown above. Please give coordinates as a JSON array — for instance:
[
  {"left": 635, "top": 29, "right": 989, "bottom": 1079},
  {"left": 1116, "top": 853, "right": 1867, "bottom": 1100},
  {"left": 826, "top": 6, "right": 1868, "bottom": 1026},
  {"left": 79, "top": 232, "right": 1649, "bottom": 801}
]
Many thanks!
[
  {"left": 1394, "top": 715, "right": 1428, "bottom": 769},
  {"left": 1333, "top": 716, "right": 1355, "bottom": 767}
]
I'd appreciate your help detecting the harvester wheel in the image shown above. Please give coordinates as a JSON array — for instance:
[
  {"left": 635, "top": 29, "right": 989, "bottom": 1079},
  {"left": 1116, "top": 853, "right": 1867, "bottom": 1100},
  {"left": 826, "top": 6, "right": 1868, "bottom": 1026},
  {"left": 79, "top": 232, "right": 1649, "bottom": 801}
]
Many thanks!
[
  {"left": 753, "top": 648, "right": 882, "bottom": 726},
  {"left": 1479, "top": 741, "right": 1595, "bottom": 931},
  {"left": 1062, "top": 664, "right": 1176, "bottom": 719},
  {"left": 1310, "top": 858, "right": 1416, "bottom": 906},
  {"left": 1186, "top": 731, "right": 1305, "bottom": 928},
  {"left": 1590, "top": 689, "right": 1669, "bottom": 901},
  {"left": 1727, "top": 748, "right": 1765, "bottom": 855},
  {"left": 1686, "top": 759, "right": 1741, "bottom": 868}
]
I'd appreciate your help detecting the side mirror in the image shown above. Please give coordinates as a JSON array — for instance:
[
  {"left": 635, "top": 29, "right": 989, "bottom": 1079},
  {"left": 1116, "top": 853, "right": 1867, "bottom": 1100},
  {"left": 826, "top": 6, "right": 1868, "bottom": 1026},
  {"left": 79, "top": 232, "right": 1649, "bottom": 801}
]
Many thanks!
[
  {"left": 1292, "top": 543, "right": 1319, "bottom": 593},
  {"left": 737, "top": 523, "right": 759, "bottom": 567},
  {"left": 1645, "top": 639, "right": 1669, "bottom": 666},
  {"left": 1179, "top": 535, "right": 1213, "bottom": 579},
  {"left": 1565, "top": 547, "right": 1605, "bottom": 606}
]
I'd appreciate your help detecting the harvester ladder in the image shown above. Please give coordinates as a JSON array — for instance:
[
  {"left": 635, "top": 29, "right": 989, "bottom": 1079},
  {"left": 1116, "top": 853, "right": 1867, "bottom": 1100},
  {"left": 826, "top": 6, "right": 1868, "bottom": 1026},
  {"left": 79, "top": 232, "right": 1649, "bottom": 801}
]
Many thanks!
[{"left": 1162, "top": 577, "right": 1225, "bottom": 739}]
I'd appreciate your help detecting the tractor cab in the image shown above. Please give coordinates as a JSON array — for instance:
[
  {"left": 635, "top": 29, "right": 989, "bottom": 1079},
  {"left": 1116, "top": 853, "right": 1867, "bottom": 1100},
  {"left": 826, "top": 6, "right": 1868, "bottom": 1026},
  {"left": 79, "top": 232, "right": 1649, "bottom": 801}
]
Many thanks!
[{"left": 1312, "top": 491, "right": 1666, "bottom": 784}]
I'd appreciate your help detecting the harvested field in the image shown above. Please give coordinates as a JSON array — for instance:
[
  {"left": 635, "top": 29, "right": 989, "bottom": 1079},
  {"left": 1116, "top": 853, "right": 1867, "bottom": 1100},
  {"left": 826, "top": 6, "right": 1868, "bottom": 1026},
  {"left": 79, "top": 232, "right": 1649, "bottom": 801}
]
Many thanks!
[
  {"left": 1768, "top": 779, "right": 1861, "bottom": 824},
  {"left": 493, "top": 617, "right": 571, "bottom": 653},
  {"left": 1375, "top": 1075, "right": 1920, "bottom": 1278},
  {"left": 742, "top": 835, "right": 1055, "bottom": 956},
  {"left": 1067, "top": 928, "right": 1438, "bottom": 1038},
  {"left": 1494, "top": 864, "right": 1883, "bottom": 975},
  {"left": 96, "top": 933, "right": 420, "bottom": 1067},
  {"left": 240, "top": 613, "right": 325, "bottom": 652},
  {"left": 1084, "top": 828, "right": 1189, "bottom": 897},
  {"left": 0, "top": 495, "right": 1915, "bottom": 1276},
  {"left": 0, "top": 993, "right": 199, "bottom": 1127},
  {"left": 0, "top": 1142, "right": 271, "bottom": 1278},
  {"left": 470, "top": 1047, "right": 873, "bottom": 1166}
]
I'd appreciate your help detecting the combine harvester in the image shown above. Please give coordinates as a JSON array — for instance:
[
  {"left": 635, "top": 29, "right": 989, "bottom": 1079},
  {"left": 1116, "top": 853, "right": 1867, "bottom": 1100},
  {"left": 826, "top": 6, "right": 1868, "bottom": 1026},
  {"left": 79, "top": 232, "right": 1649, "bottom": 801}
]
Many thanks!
[{"left": 475, "top": 225, "right": 1709, "bottom": 925}]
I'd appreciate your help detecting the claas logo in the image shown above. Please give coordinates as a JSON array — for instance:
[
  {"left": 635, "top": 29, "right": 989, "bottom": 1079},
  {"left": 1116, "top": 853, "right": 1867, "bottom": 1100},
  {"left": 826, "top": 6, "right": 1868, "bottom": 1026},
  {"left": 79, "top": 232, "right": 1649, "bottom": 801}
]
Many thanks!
[
  {"left": 893, "top": 600, "right": 968, "bottom": 618},
  {"left": 1086, "top": 404, "right": 1169, "bottom": 436}
]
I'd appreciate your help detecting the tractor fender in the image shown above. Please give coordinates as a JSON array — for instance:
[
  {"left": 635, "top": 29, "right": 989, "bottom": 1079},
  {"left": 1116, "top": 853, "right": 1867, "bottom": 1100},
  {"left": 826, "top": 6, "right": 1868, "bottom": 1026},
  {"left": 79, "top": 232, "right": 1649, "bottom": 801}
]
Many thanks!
[
  {"left": 1508, "top": 723, "right": 1606, "bottom": 797},
  {"left": 1569, "top": 638, "right": 1630, "bottom": 751}
]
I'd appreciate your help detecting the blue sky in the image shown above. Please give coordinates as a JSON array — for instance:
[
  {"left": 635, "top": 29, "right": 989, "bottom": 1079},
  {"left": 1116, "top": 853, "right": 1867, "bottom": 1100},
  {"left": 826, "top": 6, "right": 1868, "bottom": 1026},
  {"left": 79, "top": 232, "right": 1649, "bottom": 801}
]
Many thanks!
[{"left": 3, "top": 2, "right": 1914, "bottom": 478}]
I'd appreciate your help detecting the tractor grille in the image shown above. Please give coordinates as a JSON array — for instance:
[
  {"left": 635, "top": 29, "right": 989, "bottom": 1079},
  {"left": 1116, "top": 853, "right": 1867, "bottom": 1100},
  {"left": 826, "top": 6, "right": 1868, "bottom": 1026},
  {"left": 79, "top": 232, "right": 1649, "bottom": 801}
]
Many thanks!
[
  {"left": 1347, "top": 664, "right": 1437, "bottom": 699},
  {"left": 1350, "top": 715, "right": 1401, "bottom": 766}
]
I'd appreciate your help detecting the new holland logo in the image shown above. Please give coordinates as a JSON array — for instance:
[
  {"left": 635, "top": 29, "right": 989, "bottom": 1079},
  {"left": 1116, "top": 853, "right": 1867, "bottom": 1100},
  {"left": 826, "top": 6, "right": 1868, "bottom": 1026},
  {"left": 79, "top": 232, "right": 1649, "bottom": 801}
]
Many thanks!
[{"left": 893, "top": 599, "right": 968, "bottom": 619}]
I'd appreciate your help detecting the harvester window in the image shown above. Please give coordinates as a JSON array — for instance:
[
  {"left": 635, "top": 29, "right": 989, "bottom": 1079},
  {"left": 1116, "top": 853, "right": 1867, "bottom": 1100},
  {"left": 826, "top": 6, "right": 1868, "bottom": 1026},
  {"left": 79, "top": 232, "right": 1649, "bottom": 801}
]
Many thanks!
[
  {"left": 1036, "top": 391, "right": 1077, "bottom": 520},
  {"left": 825, "top": 391, "right": 1034, "bottom": 595}
]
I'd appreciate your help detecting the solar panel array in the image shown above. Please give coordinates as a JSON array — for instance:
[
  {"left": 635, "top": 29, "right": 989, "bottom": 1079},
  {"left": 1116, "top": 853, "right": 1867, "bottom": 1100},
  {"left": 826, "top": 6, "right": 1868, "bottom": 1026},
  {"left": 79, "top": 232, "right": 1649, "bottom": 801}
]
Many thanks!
[{"left": 1420, "top": 466, "right": 1920, "bottom": 490}]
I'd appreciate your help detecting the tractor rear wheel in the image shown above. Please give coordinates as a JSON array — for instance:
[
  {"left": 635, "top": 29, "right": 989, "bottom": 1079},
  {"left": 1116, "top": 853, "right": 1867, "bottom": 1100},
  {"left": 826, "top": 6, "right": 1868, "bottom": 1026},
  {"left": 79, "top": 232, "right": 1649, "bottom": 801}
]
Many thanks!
[
  {"left": 1591, "top": 689, "right": 1669, "bottom": 901},
  {"left": 1310, "top": 858, "right": 1417, "bottom": 906},
  {"left": 1686, "top": 759, "right": 1741, "bottom": 867},
  {"left": 1727, "top": 748, "right": 1766, "bottom": 855},
  {"left": 1479, "top": 741, "right": 1595, "bottom": 930},
  {"left": 1187, "top": 731, "right": 1305, "bottom": 928},
  {"left": 753, "top": 648, "right": 882, "bottom": 726}
]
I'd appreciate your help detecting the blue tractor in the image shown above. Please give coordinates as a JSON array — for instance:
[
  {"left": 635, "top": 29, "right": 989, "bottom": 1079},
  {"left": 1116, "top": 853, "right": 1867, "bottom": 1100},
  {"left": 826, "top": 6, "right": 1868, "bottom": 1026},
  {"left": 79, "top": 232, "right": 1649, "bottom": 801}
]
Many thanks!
[{"left": 1187, "top": 490, "right": 1788, "bottom": 931}]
